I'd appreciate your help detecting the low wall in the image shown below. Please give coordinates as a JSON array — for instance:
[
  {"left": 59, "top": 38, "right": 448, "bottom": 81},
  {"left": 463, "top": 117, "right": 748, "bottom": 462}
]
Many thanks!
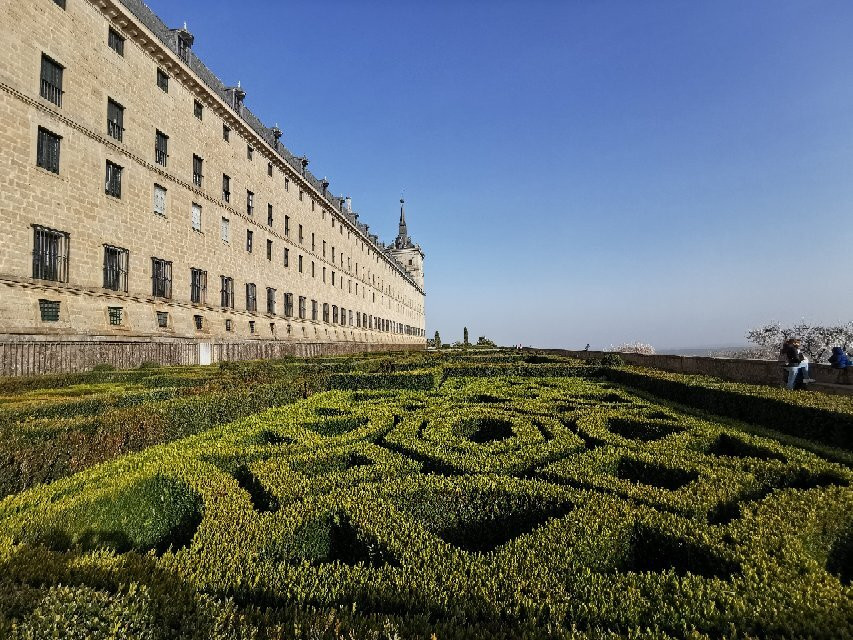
[
  {"left": 0, "top": 336, "right": 424, "bottom": 377},
  {"left": 534, "top": 349, "right": 844, "bottom": 387}
]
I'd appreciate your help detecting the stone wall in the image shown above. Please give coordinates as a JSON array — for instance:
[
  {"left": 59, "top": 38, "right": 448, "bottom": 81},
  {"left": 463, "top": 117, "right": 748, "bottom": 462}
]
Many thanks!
[{"left": 0, "top": 335, "right": 423, "bottom": 377}]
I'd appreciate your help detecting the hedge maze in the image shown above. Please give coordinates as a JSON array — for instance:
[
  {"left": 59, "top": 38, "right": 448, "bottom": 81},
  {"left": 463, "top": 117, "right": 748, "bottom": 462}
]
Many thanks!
[{"left": 0, "top": 354, "right": 851, "bottom": 638}]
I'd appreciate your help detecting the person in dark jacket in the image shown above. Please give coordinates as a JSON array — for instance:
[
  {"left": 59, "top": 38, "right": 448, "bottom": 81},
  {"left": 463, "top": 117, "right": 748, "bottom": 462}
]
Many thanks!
[
  {"left": 829, "top": 346, "right": 851, "bottom": 384},
  {"left": 781, "top": 338, "right": 803, "bottom": 390}
]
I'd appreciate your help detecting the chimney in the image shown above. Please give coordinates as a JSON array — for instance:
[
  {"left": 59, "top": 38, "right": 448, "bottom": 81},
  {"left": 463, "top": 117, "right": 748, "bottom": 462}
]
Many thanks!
[
  {"left": 271, "top": 123, "right": 282, "bottom": 143},
  {"left": 321, "top": 177, "right": 329, "bottom": 196},
  {"left": 345, "top": 196, "right": 352, "bottom": 212},
  {"left": 300, "top": 156, "right": 309, "bottom": 176}
]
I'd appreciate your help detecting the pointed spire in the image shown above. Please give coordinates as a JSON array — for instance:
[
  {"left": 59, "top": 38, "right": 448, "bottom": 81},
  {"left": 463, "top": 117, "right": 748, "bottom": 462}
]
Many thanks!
[{"left": 395, "top": 197, "right": 411, "bottom": 249}]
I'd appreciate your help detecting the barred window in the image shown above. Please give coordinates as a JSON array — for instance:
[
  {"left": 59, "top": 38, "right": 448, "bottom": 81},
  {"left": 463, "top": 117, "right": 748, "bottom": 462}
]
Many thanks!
[
  {"left": 220, "top": 276, "right": 234, "bottom": 308},
  {"left": 222, "top": 124, "right": 230, "bottom": 142},
  {"left": 191, "top": 203, "right": 202, "bottom": 231},
  {"left": 332, "top": 305, "right": 338, "bottom": 324},
  {"left": 266, "top": 239, "right": 272, "bottom": 261},
  {"left": 246, "top": 190, "right": 254, "bottom": 215},
  {"left": 298, "top": 296, "right": 306, "bottom": 319},
  {"left": 155, "top": 130, "right": 168, "bottom": 166},
  {"left": 246, "top": 229, "right": 253, "bottom": 253},
  {"left": 322, "top": 266, "right": 326, "bottom": 283},
  {"left": 194, "top": 100, "right": 203, "bottom": 120},
  {"left": 311, "top": 233, "right": 315, "bottom": 252},
  {"left": 266, "top": 287, "right": 276, "bottom": 314},
  {"left": 285, "top": 176, "right": 289, "bottom": 191},
  {"left": 157, "top": 68, "right": 169, "bottom": 92},
  {"left": 108, "top": 28, "right": 124, "bottom": 56},
  {"left": 340, "top": 307, "right": 346, "bottom": 326},
  {"left": 348, "top": 310, "right": 353, "bottom": 326},
  {"left": 284, "top": 293, "right": 293, "bottom": 317},
  {"left": 283, "top": 247, "right": 289, "bottom": 267},
  {"left": 311, "top": 261, "right": 315, "bottom": 278},
  {"left": 220, "top": 217, "right": 229, "bottom": 243},
  {"left": 284, "top": 215, "right": 290, "bottom": 236},
  {"left": 151, "top": 257, "right": 172, "bottom": 298},
  {"left": 153, "top": 184, "right": 166, "bottom": 216},
  {"left": 193, "top": 315, "right": 203, "bottom": 330},
  {"left": 298, "top": 255, "right": 303, "bottom": 273},
  {"left": 192, "top": 154, "right": 203, "bottom": 187},
  {"left": 222, "top": 174, "right": 230, "bottom": 202},
  {"left": 249, "top": 320, "right": 256, "bottom": 334},
  {"left": 39, "top": 299, "right": 60, "bottom": 322},
  {"left": 103, "top": 245, "right": 129, "bottom": 292},
  {"left": 245, "top": 283, "right": 257, "bottom": 312},
  {"left": 40, "top": 54, "right": 63, "bottom": 107},
  {"left": 190, "top": 268, "right": 207, "bottom": 304},
  {"left": 108, "top": 306, "right": 123, "bottom": 326},
  {"left": 178, "top": 36, "right": 190, "bottom": 62},
  {"left": 299, "top": 224, "right": 303, "bottom": 244},
  {"left": 32, "top": 225, "right": 69, "bottom": 282},
  {"left": 107, "top": 98, "right": 124, "bottom": 141},
  {"left": 156, "top": 311, "right": 169, "bottom": 328},
  {"left": 311, "top": 299, "right": 318, "bottom": 322},
  {"left": 225, "top": 318, "right": 233, "bottom": 332},
  {"left": 36, "top": 127, "right": 61, "bottom": 174},
  {"left": 105, "top": 161, "right": 122, "bottom": 198},
  {"left": 267, "top": 204, "right": 273, "bottom": 226},
  {"left": 322, "top": 303, "right": 329, "bottom": 323}
]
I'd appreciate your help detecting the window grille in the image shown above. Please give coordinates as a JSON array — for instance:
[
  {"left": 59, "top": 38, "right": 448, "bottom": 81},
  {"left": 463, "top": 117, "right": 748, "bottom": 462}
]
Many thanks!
[
  {"left": 36, "top": 127, "right": 61, "bottom": 173},
  {"left": 311, "top": 233, "right": 315, "bottom": 252},
  {"left": 32, "top": 225, "right": 69, "bottom": 282},
  {"left": 246, "top": 190, "right": 254, "bottom": 215},
  {"left": 298, "top": 296, "right": 306, "bottom": 319},
  {"left": 245, "top": 283, "right": 257, "bottom": 312},
  {"left": 191, "top": 203, "right": 202, "bottom": 231},
  {"left": 156, "top": 311, "right": 169, "bottom": 328},
  {"left": 246, "top": 230, "right": 253, "bottom": 253},
  {"left": 103, "top": 245, "right": 129, "bottom": 291},
  {"left": 298, "top": 255, "right": 303, "bottom": 272},
  {"left": 285, "top": 177, "right": 289, "bottom": 191},
  {"left": 299, "top": 224, "right": 303, "bottom": 243},
  {"left": 194, "top": 100, "right": 203, "bottom": 120},
  {"left": 222, "top": 125, "right": 230, "bottom": 142},
  {"left": 151, "top": 257, "right": 172, "bottom": 298},
  {"left": 157, "top": 68, "right": 169, "bottom": 92},
  {"left": 194, "top": 315, "right": 203, "bottom": 330},
  {"left": 266, "top": 287, "right": 276, "bottom": 314},
  {"left": 222, "top": 174, "right": 230, "bottom": 202},
  {"left": 311, "top": 300, "right": 318, "bottom": 321},
  {"left": 108, "top": 306, "right": 123, "bottom": 326},
  {"left": 221, "top": 217, "right": 229, "bottom": 243},
  {"left": 249, "top": 320, "right": 256, "bottom": 334},
  {"left": 225, "top": 319, "right": 233, "bottom": 332},
  {"left": 283, "top": 247, "right": 289, "bottom": 267},
  {"left": 39, "top": 299, "right": 60, "bottom": 322},
  {"left": 333, "top": 306, "right": 338, "bottom": 324},
  {"left": 190, "top": 268, "right": 207, "bottom": 304},
  {"left": 178, "top": 37, "right": 190, "bottom": 62},
  {"left": 284, "top": 215, "right": 290, "bottom": 236},
  {"left": 105, "top": 161, "right": 122, "bottom": 198},
  {"left": 155, "top": 130, "right": 168, "bottom": 166},
  {"left": 323, "top": 303, "right": 329, "bottom": 323},
  {"left": 284, "top": 293, "right": 293, "bottom": 317},
  {"left": 220, "top": 276, "right": 234, "bottom": 308},
  {"left": 40, "top": 55, "right": 63, "bottom": 106},
  {"left": 267, "top": 204, "right": 273, "bottom": 226},
  {"left": 107, "top": 99, "right": 124, "bottom": 141},
  {"left": 108, "top": 28, "right": 124, "bottom": 56},
  {"left": 153, "top": 183, "right": 167, "bottom": 215},
  {"left": 266, "top": 239, "right": 272, "bottom": 260},
  {"left": 192, "top": 155, "right": 203, "bottom": 187},
  {"left": 340, "top": 307, "right": 346, "bottom": 326}
]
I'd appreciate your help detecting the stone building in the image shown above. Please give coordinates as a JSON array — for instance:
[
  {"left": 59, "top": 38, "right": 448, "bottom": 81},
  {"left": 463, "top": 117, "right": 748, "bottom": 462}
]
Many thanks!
[{"left": 0, "top": 0, "right": 425, "bottom": 374}]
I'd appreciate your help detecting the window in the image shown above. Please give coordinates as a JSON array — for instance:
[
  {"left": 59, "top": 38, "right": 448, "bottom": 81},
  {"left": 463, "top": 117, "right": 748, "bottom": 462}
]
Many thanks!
[
  {"left": 311, "top": 261, "right": 315, "bottom": 278},
  {"left": 221, "top": 217, "right": 230, "bottom": 242},
  {"left": 223, "top": 124, "right": 230, "bottom": 142},
  {"left": 249, "top": 320, "right": 256, "bottom": 334},
  {"left": 32, "top": 225, "right": 69, "bottom": 282},
  {"left": 36, "top": 127, "right": 61, "bottom": 173},
  {"left": 285, "top": 176, "right": 289, "bottom": 191},
  {"left": 299, "top": 190, "right": 303, "bottom": 202},
  {"left": 322, "top": 240, "right": 326, "bottom": 257},
  {"left": 190, "top": 268, "right": 207, "bottom": 303},
  {"left": 246, "top": 190, "right": 254, "bottom": 215},
  {"left": 191, "top": 203, "right": 202, "bottom": 231},
  {"left": 267, "top": 162, "right": 273, "bottom": 177},
  {"left": 247, "top": 145, "right": 253, "bottom": 160},
  {"left": 311, "top": 299, "right": 318, "bottom": 321},
  {"left": 332, "top": 305, "right": 338, "bottom": 324},
  {"left": 108, "top": 306, "right": 123, "bottom": 326},
  {"left": 266, "top": 239, "right": 272, "bottom": 261},
  {"left": 245, "top": 283, "right": 257, "bottom": 312},
  {"left": 193, "top": 315, "right": 203, "bottom": 330},
  {"left": 322, "top": 303, "right": 329, "bottom": 323},
  {"left": 267, "top": 204, "right": 273, "bottom": 226},
  {"left": 157, "top": 68, "right": 169, "bottom": 92},
  {"left": 311, "top": 199, "right": 315, "bottom": 212},
  {"left": 194, "top": 100, "right": 203, "bottom": 120},
  {"left": 151, "top": 258, "right": 172, "bottom": 298},
  {"left": 246, "top": 229, "right": 253, "bottom": 253},
  {"left": 107, "top": 99, "right": 124, "bottom": 141},
  {"left": 225, "top": 318, "right": 233, "bottom": 332},
  {"left": 155, "top": 130, "right": 168, "bottom": 166},
  {"left": 178, "top": 36, "right": 190, "bottom": 62},
  {"left": 340, "top": 307, "right": 346, "bottom": 326},
  {"left": 298, "top": 296, "right": 306, "bottom": 319},
  {"left": 331, "top": 271, "right": 336, "bottom": 286},
  {"left": 152, "top": 184, "right": 166, "bottom": 216},
  {"left": 105, "top": 161, "right": 122, "bottom": 197},
  {"left": 108, "top": 28, "right": 124, "bottom": 56},
  {"left": 39, "top": 299, "right": 60, "bottom": 322},
  {"left": 53, "top": 0, "right": 66, "bottom": 8},
  {"left": 192, "top": 155, "right": 203, "bottom": 187},
  {"left": 222, "top": 174, "right": 230, "bottom": 202},
  {"left": 156, "top": 311, "right": 169, "bottom": 328},
  {"left": 322, "top": 266, "right": 326, "bottom": 283},
  {"left": 103, "top": 245, "right": 128, "bottom": 292},
  {"left": 269, "top": 322, "right": 275, "bottom": 334},
  {"left": 283, "top": 247, "right": 289, "bottom": 267},
  {"left": 220, "top": 276, "right": 234, "bottom": 308},
  {"left": 40, "top": 55, "right": 63, "bottom": 106},
  {"left": 299, "top": 224, "right": 303, "bottom": 244},
  {"left": 284, "top": 293, "right": 293, "bottom": 317},
  {"left": 311, "top": 233, "right": 315, "bottom": 252},
  {"left": 266, "top": 287, "right": 276, "bottom": 314},
  {"left": 284, "top": 215, "right": 290, "bottom": 237},
  {"left": 298, "top": 255, "right": 303, "bottom": 273}
]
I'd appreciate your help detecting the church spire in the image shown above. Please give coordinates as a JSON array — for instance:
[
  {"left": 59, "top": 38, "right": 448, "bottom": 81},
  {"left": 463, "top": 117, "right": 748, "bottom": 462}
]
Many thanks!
[{"left": 397, "top": 197, "right": 408, "bottom": 240}]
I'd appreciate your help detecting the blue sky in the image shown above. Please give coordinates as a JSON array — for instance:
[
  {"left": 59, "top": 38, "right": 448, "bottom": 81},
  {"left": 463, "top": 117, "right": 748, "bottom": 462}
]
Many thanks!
[{"left": 146, "top": 0, "right": 853, "bottom": 349}]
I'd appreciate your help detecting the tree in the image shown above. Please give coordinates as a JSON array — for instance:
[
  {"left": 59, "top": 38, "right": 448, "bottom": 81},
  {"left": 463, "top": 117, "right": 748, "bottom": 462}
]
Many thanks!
[
  {"left": 463, "top": 327, "right": 469, "bottom": 346},
  {"left": 605, "top": 342, "right": 656, "bottom": 355},
  {"left": 746, "top": 321, "right": 853, "bottom": 362},
  {"left": 434, "top": 331, "right": 442, "bottom": 350},
  {"left": 477, "top": 336, "right": 496, "bottom": 347}
]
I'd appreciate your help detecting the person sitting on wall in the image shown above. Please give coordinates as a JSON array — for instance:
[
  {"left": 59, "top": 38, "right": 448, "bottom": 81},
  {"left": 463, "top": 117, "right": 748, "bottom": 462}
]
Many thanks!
[
  {"left": 829, "top": 346, "right": 851, "bottom": 384},
  {"left": 781, "top": 338, "right": 806, "bottom": 390},
  {"left": 793, "top": 338, "right": 816, "bottom": 384}
]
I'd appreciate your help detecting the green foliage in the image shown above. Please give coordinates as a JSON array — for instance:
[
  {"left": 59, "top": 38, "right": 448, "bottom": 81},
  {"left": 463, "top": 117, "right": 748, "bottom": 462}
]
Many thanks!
[{"left": 601, "top": 353, "right": 624, "bottom": 367}]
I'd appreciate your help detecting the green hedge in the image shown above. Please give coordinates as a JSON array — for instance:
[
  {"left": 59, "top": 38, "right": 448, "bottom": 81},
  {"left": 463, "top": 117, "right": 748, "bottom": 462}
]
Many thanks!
[
  {"left": 326, "top": 371, "right": 437, "bottom": 391},
  {"left": 606, "top": 367, "right": 853, "bottom": 450}
]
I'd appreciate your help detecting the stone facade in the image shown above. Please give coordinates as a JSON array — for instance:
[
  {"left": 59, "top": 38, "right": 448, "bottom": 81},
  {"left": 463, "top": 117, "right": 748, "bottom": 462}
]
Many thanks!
[{"left": 0, "top": 0, "right": 426, "bottom": 371}]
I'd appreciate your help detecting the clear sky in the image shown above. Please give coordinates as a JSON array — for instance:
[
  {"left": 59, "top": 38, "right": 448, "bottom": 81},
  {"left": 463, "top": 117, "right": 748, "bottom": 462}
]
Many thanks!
[{"left": 146, "top": 0, "right": 853, "bottom": 349}]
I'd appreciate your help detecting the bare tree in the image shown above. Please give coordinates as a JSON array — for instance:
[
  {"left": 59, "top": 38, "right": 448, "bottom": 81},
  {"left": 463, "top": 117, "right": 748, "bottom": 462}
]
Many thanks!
[{"left": 746, "top": 321, "right": 853, "bottom": 362}]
